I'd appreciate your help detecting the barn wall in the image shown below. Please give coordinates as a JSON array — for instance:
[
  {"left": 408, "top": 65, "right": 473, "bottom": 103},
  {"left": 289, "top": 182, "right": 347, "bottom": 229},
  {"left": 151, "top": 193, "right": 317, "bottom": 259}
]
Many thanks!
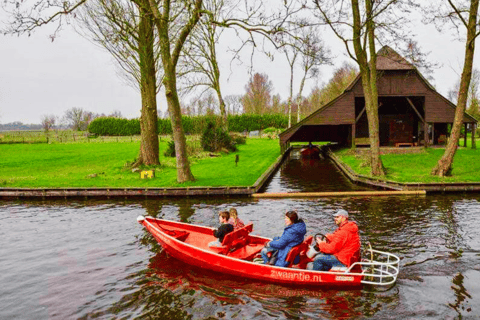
[
  {"left": 352, "top": 71, "right": 429, "bottom": 96},
  {"left": 424, "top": 92, "right": 471, "bottom": 123}
]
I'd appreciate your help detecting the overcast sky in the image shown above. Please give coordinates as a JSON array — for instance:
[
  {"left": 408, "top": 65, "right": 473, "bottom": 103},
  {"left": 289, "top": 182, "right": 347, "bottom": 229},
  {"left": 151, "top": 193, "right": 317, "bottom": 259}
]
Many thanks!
[{"left": 0, "top": 8, "right": 475, "bottom": 125}]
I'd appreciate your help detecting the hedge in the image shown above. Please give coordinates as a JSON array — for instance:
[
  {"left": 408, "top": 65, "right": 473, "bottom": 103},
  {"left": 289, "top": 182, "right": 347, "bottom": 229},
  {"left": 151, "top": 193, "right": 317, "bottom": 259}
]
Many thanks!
[{"left": 88, "top": 114, "right": 289, "bottom": 136}]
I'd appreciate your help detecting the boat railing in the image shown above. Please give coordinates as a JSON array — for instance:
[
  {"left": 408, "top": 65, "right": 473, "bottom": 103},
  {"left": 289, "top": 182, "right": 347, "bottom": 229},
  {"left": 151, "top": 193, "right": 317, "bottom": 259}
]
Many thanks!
[{"left": 346, "top": 248, "right": 400, "bottom": 286}]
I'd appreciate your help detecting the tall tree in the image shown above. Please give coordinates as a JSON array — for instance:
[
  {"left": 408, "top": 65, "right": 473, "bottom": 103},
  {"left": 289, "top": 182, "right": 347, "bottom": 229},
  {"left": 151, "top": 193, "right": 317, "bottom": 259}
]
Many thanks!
[
  {"left": 179, "top": 0, "right": 229, "bottom": 129},
  {"left": 314, "top": 0, "right": 414, "bottom": 176},
  {"left": 77, "top": 0, "right": 162, "bottom": 166},
  {"left": 428, "top": 0, "right": 480, "bottom": 176},
  {"left": 241, "top": 73, "right": 273, "bottom": 114},
  {"left": 146, "top": 0, "right": 203, "bottom": 182},
  {"left": 294, "top": 28, "right": 330, "bottom": 123}
]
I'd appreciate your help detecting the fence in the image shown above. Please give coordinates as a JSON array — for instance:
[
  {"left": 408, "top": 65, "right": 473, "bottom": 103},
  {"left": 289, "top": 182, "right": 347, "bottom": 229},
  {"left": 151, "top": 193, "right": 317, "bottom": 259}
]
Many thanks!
[{"left": 0, "top": 130, "right": 143, "bottom": 144}]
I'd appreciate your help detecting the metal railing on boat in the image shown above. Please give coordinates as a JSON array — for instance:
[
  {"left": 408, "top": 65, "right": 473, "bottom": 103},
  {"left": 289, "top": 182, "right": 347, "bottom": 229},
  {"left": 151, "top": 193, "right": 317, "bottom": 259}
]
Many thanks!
[{"left": 344, "top": 248, "right": 400, "bottom": 286}]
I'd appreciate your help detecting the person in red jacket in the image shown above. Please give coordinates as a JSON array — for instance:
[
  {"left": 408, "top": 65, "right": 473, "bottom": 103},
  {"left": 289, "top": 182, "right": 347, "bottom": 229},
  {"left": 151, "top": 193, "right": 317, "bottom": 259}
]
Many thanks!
[{"left": 307, "top": 209, "right": 360, "bottom": 271}]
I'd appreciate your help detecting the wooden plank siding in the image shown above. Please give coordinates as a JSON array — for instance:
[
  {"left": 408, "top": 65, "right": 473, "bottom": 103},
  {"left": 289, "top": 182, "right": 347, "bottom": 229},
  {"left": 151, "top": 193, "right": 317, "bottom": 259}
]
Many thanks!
[
  {"left": 303, "top": 93, "right": 355, "bottom": 125},
  {"left": 425, "top": 91, "right": 476, "bottom": 123},
  {"left": 352, "top": 71, "right": 429, "bottom": 96}
]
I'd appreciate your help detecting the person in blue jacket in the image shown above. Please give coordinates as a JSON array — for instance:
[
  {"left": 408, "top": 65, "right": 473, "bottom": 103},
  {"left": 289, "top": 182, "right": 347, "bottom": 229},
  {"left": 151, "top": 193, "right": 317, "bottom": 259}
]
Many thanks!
[{"left": 261, "top": 210, "right": 307, "bottom": 267}]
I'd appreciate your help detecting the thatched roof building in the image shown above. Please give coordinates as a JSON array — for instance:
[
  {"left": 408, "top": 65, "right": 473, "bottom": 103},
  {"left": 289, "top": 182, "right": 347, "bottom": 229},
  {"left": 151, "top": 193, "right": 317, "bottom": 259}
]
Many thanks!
[{"left": 279, "top": 46, "right": 477, "bottom": 151}]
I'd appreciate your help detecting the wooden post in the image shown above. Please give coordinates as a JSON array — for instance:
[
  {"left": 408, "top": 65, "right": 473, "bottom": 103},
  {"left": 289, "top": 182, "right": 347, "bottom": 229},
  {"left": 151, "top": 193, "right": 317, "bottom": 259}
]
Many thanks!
[
  {"left": 352, "top": 123, "right": 356, "bottom": 149},
  {"left": 424, "top": 122, "right": 429, "bottom": 147},
  {"left": 464, "top": 123, "right": 467, "bottom": 147},
  {"left": 431, "top": 123, "right": 435, "bottom": 145},
  {"left": 472, "top": 123, "right": 477, "bottom": 149}
]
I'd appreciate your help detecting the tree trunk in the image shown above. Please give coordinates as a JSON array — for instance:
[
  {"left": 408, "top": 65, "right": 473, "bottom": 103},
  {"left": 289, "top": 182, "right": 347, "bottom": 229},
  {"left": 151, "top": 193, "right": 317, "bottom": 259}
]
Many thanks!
[
  {"left": 211, "top": 44, "right": 228, "bottom": 131},
  {"left": 351, "top": 0, "right": 384, "bottom": 176},
  {"left": 364, "top": 82, "right": 383, "bottom": 175},
  {"left": 165, "top": 70, "right": 195, "bottom": 182},
  {"left": 135, "top": 5, "right": 159, "bottom": 166},
  {"left": 216, "top": 89, "right": 228, "bottom": 131},
  {"left": 297, "top": 72, "right": 307, "bottom": 124},
  {"left": 431, "top": 0, "right": 478, "bottom": 176},
  {"left": 288, "top": 69, "right": 294, "bottom": 127}
]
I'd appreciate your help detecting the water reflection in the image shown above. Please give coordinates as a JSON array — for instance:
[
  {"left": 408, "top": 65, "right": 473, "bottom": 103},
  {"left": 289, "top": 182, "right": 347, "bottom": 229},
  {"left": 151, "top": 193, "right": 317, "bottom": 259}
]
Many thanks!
[
  {"left": 140, "top": 250, "right": 368, "bottom": 319},
  {"left": 448, "top": 272, "right": 473, "bottom": 316}
]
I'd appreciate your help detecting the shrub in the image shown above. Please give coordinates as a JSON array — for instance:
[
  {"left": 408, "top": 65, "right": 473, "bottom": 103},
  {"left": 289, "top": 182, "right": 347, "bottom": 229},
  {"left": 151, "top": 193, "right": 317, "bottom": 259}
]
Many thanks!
[
  {"left": 201, "top": 122, "right": 237, "bottom": 152},
  {"left": 88, "top": 114, "right": 289, "bottom": 136},
  {"left": 88, "top": 117, "right": 140, "bottom": 136},
  {"left": 230, "top": 133, "right": 247, "bottom": 145},
  {"left": 263, "top": 127, "right": 278, "bottom": 133},
  {"left": 164, "top": 140, "right": 176, "bottom": 157}
]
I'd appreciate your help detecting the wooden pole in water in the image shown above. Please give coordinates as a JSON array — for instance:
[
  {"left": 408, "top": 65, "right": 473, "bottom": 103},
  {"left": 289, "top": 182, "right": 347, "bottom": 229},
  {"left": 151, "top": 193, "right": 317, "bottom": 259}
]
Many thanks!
[{"left": 251, "top": 190, "right": 427, "bottom": 198}]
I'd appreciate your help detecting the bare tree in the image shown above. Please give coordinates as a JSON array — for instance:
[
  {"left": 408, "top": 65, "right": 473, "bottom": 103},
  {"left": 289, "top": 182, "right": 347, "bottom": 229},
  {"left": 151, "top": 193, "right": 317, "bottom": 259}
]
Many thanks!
[
  {"left": 178, "top": 0, "right": 230, "bottom": 129},
  {"left": 294, "top": 28, "right": 330, "bottom": 123},
  {"left": 280, "top": 26, "right": 330, "bottom": 127},
  {"left": 64, "top": 107, "right": 94, "bottom": 131},
  {"left": 109, "top": 110, "right": 124, "bottom": 118},
  {"left": 427, "top": 0, "right": 480, "bottom": 176},
  {"left": 313, "top": 0, "right": 415, "bottom": 176},
  {"left": 448, "top": 68, "right": 480, "bottom": 120},
  {"left": 224, "top": 94, "right": 243, "bottom": 115},
  {"left": 41, "top": 114, "right": 56, "bottom": 133}
]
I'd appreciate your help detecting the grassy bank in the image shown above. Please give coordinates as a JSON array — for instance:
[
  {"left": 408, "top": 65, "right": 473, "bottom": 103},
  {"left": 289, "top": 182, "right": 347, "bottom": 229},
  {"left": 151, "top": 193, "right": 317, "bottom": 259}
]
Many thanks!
[
  {"left": 336, "top": 147, "right": 480, "bottom": 183},
  {"left": 0, "top": 138, "right": 280, "bottom": 188}
]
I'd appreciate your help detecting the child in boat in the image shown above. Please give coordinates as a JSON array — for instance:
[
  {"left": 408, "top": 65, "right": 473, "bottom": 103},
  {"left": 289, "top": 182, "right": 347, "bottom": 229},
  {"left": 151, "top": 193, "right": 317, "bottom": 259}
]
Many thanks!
[
  {"left": 228, "top": 208, "right": 245, "bottom": 230},
  {"left": 208, "top": 211, "right": 234, "bottom": 247},
  {"left": 260, "top": 210, "right": 306, "bottom": 267}
]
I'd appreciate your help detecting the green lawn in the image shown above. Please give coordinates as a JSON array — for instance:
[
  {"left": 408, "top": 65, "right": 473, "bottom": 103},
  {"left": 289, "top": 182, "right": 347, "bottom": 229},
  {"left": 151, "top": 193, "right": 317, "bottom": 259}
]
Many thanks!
[
  {"left": 336, "top": 147, "right": 480, "bottom": 183},
  {"left": 0, "top": 138, "right": 280, "bottom": 188}
]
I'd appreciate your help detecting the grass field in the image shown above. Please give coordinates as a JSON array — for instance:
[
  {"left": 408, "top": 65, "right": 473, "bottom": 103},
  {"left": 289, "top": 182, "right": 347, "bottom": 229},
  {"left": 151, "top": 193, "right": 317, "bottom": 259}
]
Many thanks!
[
  {"left": 0, "top": 138, "right": 280, "bottom": 188},
  {"left": 336, "top": 146, "right": 480, "bottom": 183}
]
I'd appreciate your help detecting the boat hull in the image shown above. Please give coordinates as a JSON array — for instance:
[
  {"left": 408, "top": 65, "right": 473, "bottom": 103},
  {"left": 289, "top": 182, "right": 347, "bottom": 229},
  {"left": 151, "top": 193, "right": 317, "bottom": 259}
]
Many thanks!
[{"left": 138, "top": 216, "right": 363, "bottom": 287}]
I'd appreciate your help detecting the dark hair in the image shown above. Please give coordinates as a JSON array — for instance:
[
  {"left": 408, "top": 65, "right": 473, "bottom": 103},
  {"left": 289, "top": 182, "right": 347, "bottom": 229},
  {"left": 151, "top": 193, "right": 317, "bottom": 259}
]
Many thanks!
[
  {"left": 219, "top": 211, "right": 230, "bottom": 221},
  {"left": 285, "top": 210, "right": 299, "bottom": 224}
]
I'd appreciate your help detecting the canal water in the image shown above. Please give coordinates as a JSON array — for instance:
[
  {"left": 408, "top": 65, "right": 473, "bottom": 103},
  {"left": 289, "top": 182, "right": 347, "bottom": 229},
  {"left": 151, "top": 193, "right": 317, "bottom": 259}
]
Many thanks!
[
  {"left": 262, "top": 150, "right": 371, "bottom": 193},
  {"left": 1, "top": 158, "right": 480, "bottom": 319}
]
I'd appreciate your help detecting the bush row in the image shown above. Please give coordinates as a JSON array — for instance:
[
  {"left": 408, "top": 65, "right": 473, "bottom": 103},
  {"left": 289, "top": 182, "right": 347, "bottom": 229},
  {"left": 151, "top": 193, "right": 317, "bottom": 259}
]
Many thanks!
[{"left": 88, "top": 114, "right": 289, "bottom": 136}]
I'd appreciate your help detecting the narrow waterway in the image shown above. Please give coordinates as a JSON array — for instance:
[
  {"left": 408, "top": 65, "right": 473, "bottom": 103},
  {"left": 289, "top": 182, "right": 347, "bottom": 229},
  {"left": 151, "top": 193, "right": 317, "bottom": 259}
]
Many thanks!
[
  {"left": 262, "top": 149, "right": 371, "bottom": 193},
  {"left": 1, "top": 156, "right": 480, "bottom": 319}
]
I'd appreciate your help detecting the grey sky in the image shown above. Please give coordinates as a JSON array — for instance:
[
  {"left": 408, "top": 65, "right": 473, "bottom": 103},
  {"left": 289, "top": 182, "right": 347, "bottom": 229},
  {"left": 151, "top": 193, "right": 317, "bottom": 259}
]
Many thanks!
[{"left": 0, "top": 8, "right": 475, "bottom": 125}]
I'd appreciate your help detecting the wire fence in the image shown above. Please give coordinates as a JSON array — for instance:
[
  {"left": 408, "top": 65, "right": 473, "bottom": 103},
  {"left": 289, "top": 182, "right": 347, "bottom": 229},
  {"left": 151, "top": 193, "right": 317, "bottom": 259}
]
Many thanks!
[
  {"left": 0, "top": 130, "right": 144, "bottom": 144},
  {"left": 0, "top": 130, "right": 277, "bottom": 145}
]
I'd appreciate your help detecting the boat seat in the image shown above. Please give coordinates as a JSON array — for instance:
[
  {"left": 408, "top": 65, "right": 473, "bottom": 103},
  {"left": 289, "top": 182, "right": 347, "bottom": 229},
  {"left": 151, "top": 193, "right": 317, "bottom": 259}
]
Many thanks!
[
  {"left": 209, "top": 223, "right": 253, "bottom": 255},
  {"left": 285, "top": 235, "right": 313, "bottom": 267}
]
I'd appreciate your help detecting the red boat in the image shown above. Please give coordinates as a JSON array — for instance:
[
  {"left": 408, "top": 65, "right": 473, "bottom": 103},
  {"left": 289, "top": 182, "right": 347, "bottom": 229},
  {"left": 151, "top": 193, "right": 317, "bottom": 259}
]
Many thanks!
[
  {"left": 137, "top": 216, "right": 400, "bottom": 288},
  {"left": 300, "top": 146, "right": 321, "bottom": 158}
]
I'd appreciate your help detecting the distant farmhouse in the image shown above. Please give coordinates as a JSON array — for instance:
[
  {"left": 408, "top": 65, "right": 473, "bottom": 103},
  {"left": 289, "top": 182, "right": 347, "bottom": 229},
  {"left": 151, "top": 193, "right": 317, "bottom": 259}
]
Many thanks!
[{"left": 280, "top": 46, "right": 477, "bottom": 152}]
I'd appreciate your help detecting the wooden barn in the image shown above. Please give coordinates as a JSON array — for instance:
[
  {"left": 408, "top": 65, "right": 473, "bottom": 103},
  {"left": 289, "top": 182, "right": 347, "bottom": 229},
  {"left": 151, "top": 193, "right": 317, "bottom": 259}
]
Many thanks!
[{"left": 279, "top": 46, "right": 477, "bottom": 152}]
